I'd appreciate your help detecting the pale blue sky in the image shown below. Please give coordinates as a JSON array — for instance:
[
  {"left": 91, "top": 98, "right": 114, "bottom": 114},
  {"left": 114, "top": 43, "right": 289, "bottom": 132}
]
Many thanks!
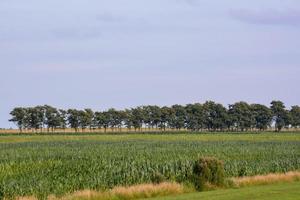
[{"left": 1, "top": 0, "right": 300, "bottom": 127}]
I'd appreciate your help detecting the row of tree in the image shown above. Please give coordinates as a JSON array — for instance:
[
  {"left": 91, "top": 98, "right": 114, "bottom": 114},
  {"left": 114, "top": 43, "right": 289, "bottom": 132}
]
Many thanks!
[{"left": 9, "top": 101, "right": 300, "bottom": 132}]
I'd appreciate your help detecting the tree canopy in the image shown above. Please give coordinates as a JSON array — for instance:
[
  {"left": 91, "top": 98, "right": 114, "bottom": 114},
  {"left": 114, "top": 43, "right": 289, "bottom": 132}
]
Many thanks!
[{"left": 8, "top": 101, "right": 300, "bottom": 132}]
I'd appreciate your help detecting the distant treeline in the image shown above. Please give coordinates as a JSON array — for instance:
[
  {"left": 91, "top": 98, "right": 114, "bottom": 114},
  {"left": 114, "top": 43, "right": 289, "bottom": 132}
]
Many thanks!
[{"left": 9, "top": 101, "right": 300, "bottom": 133}]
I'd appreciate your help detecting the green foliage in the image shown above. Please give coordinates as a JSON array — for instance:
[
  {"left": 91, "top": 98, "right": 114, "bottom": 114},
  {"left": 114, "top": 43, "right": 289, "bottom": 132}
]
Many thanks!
[
  {"left": 0, "top": 185, "right": 4, "bottom": 200},
  {"left": 229, "top": 102, "right": 254, "bottom": 131},
  {"left": 44, "top": 105, "right": 61, "bottom": 131},
  {"left": 203, "top": 101, "right": 228, "bottom": 131},
  {"left": 94, "top": 111, "right": 110, "bottom": 131},
  {"left": 238, "top": 167, "right": 247, "bottom": 177},
  {"left": 8, "top": 101, "right": 300, "bottom": 133},
  {"left": 251, "top": 104, "right": 272, "bottom": 130},
  {"left": 170, "top": 105, "right": 186, "bottom": 130},
  {"left": 80, "top": 109, "right": 94, "bottom": 130},
  {"left": 9, "top": 107, "right": 27, "bottom": 131},
  {"left": 185, "top": 103, "right": 205, "bottom": 131},
  {"left": 290, "top": 106, "right": 300, "bottom": 128},
  {"left": 67, "top": 109, "right": 81, "bottom": 131},
  {"left": 129, "top": 107, "right": 145, "bottom": 130},
  {"left": 271, "top": 101, "right": 289, "bottom": 132},
  {"left": 151, "top": 172, "right": 166, "bottom": 184},
  {"left": 192, "top": 157, "right": 225, "bottom": 190}
]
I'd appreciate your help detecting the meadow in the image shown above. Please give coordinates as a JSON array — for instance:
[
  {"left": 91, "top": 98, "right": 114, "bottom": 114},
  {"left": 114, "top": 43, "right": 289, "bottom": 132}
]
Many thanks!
[
  {"left": 0, "top": 132, "right": 299, "bottom": 199},
  {"left": 145, "top": 181, "right": 300, "bottom": 200}
]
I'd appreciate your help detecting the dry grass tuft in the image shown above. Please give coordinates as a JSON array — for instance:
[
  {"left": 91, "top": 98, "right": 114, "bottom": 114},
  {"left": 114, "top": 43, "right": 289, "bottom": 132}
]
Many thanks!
[
  {"left": 232, "top": 171, "right": 300, "bottom": 187},
  {"left": 15, "top": 196, "right": 38, "bottom": 200},
  {"left": 47, "top": 182, "right": 184, "bottom": 200},
  {"left": 110, "top": 182, "right": 183, "bottom": 199},
  {"left": 57, "top": 190, "right": 103, "bottom": 200}
]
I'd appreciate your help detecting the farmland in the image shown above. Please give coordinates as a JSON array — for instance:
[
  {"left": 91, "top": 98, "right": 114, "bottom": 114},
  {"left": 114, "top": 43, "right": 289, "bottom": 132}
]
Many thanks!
[
  {"left": 145, "top": 181, "right": 300, "bottom": 200},
  {"left": 0, "top": 132, "right": 299, "bottom": 199}
]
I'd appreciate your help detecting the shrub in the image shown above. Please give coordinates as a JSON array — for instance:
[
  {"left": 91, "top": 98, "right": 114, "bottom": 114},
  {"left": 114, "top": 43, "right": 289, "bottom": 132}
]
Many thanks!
[
  {"left": 0, "top": 185, "right": 3, "bottom": 200},
  {"left": 238, "top": 167, "right": 247, "bottom": 177},
  {"left": 151, "top": 172, "right": 166, "bottom": 184},
  {"left": 191, "top": 157, "right": 225, "bottom": 190}
]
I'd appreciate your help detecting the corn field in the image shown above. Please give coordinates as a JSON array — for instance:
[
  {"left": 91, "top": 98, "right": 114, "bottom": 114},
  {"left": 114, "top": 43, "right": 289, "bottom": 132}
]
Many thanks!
[{"left": 0, "top": 133, "right": 299, "bottom": 198}]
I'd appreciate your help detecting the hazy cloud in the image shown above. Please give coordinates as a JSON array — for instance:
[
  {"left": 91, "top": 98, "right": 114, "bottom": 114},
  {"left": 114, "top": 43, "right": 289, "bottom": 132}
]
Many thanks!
[{"left": 230, "top": 9, "right": 300, "bottom": 26}]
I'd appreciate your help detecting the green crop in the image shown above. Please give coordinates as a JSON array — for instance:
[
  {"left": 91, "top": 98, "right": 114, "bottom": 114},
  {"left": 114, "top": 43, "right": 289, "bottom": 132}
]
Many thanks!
[{"left": 0, "top": 133, "right": 299, "bottom": 198}]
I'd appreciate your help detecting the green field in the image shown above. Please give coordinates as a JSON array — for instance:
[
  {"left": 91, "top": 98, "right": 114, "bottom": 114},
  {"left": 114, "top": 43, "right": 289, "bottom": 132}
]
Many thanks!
[
  {"left": 0, "top": 132, "right": 299, "bottom": 198},
  {"left": 144, "top": 182, "right": 300, "bottom": 200}
]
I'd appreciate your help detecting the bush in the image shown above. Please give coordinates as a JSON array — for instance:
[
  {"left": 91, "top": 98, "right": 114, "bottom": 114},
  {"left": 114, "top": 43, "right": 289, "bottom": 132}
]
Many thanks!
[
  {"left": 238, "top": 167, "right": 247, "bottom": 177},
  {"left": 151, "top": 172, "right": 166, "bottom": 184},
  {"left": 191, "top": 157, "right": 225, "bottom": 190},
  {"left": 0, "top": 185, "right": 4, "bottom": 200}
]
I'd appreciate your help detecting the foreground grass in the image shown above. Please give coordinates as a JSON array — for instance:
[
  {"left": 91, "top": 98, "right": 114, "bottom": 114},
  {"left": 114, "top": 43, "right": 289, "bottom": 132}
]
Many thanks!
[
  {"left": 13, "top": 172, "right": 300, "bottom": 200},
  {"left": 144, "top": 182, "right": 300, "bottom": 200},
  {"left": 12, "top": 182, "right": 185, "bottom": 200},
  {"left": 59, "top": 182, "right": 185, "bottom": 200}
]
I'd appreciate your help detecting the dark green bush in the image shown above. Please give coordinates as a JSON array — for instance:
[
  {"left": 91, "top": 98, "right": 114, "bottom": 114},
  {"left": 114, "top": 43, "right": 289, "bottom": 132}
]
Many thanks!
[
  {"left": 0, "top": 185, "right": 4, "bottom": 200},
  {"left": 151, "top": 172, "right": 166, "bottom": 184},
  {"left": 192, "top": 157, "right": 225, "bottom": 190},
  {"left": 238, "top": 167, "right": 247, "bottom": 177}
]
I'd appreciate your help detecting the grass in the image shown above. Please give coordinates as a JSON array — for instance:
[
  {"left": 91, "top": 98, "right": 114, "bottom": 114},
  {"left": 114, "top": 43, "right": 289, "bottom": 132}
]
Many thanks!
[
  {"left": 61, "top": 182, "right": 184, "bottom": 200},
  {"left": 0, "top": 132, "right": 299, "bottom": 198},
  {"left": 65, "top": 171, "right": 300, "bottom": 200},
  {"left": 143, "top": 181, "right": 300, "bottom": 200},
  {"left": 12, "top": 182, "right": 185, "bottom": 200},
  {"left": 231, "top": 171, "right": 300, "bottom": 187},
  {"left": 8, "top": 172, "right": 300, "bottom": 200}
]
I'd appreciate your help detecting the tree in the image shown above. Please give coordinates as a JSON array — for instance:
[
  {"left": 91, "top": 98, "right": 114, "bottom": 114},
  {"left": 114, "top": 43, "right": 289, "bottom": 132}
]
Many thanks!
[
  {"left": 123, "top": 109, "right": 133, "bottom": 130},
  {"left": 185, "top": 103, "right": 204, "bottom": 131},
  {"left": 106, "top": 108, "right": 120, "bottom": 131},
  {"left": 290, "top": 106, "right": 300, "bottom": 129},
  {"left": 58, "top": 109, "right": 67, "bottom": 130},
  {"left": 67, "top": 109, "right": 81, "bottom": 132},
  {"left": 270, "top": 101, "right": 289, "bottom": 132},
  {"left": 251, "top": 104, "right": 272, "bottom": 131},
  {"left": 130, "top": 107, "right": 144, "bottom": 131},
  {"left": 203, "top": 101, "right": 227, "bottom": 131},
  {"left": 44, "top": 105, "right": 61, "bottom": 132},
  {"left": 149, "top": 106, "right": 162, "bottom": 129},
  {"left": 142, "top": 106, "right": 151, "bottom": 129},
  {"left": 94, "top": 111, "right": 110, "bottom": 132},
  {"left": 79, "top": 109, "right": 94, "bottom": 131},
  {"left": 169, "top": 105, "right": 186, "bottom": 130},
  {"left": 26, "top": 106, "right": 45, "bottom": 131},
  {"left": 159, "top": 106, "right": 174, "bottom": 131},
  {"left": 229, "top": 102, "right": 254, "bottom": 131},
  {"left": 115, "top": 110, "right": 126, "bottom": 132},
  {"left": 9, "top": 107, "right": 27, "bottom": 132},
  {"left": 9, "top": 101, "right": 299, "bottom": 133}
]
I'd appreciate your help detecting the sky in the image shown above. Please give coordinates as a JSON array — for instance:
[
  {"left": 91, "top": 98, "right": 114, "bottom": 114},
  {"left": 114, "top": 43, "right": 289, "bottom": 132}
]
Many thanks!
[{"left": 1, "top": 0, "right": 300, "bottom": 128}]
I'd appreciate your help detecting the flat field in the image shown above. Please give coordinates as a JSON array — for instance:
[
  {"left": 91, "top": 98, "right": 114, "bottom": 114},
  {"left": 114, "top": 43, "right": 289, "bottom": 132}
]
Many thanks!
[
  {"left": 144, "top": 181, "right": 300, "bottom": 200},
  {"left": 0, "top": 132, "right": 299, "bottom": 198}
]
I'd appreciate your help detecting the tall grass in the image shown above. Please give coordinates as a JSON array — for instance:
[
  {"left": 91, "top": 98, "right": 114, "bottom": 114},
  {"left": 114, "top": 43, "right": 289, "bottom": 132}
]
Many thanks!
[
  {"left": 232, "top": 171, "right": 300, "bottom": 187},
  {"left": 10, "top": 182, "right": 184, "bottom": 200}
]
